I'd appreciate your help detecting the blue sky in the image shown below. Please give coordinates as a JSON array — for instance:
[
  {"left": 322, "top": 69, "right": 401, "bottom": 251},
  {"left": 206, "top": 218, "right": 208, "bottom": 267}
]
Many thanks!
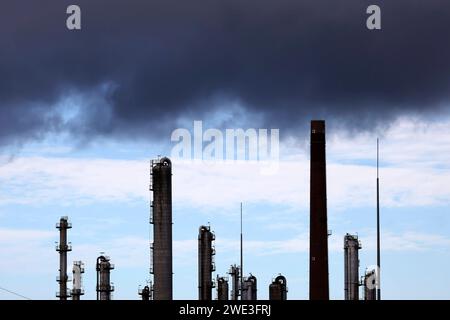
[{"left": 1, "top": 115, "right": 450, "bottom": 300}]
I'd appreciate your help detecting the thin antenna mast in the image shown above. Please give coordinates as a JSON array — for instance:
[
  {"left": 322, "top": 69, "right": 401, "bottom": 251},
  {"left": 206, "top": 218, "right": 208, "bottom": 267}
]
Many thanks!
[
  {"left": 240, "top": 202, "right": 243, "bottom": 300},
  {"left": 376, "top": 139, "right": 381, "bottom": 300}
]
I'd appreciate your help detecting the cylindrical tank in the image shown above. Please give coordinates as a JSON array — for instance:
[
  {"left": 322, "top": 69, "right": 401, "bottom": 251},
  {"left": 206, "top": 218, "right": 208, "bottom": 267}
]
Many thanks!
[
  {"left": 56, "top": 216, "right": 72, "bottom": 300},
  {"left": 269, "top": 275, "right": 287, "bottom": 300},
  {"left": 216, "top": 275, "right": 229, "bottom": 300},
  {"left": 198, "top": 225, "right": 215, "bottom": 300},
  {"left": 96, "top": 255, "right": 114, "bottom": 300},
  {"left": 242, "top": 274, "right": 257, "bottom": 300},
  {"left": 151, "top": 157, "right": 173, "bottom": 300},
  {"left": 364, "top": 269, "right": 377, "bottom": 300},
  {"left": 72, "top": 261, "right": 84, "bottom": 300},
  {"left": 344, "top": 234, "right": 361, "bottom": 300},
  {"left": 228, "top": 265, "right": 240, "bottom": 300}
]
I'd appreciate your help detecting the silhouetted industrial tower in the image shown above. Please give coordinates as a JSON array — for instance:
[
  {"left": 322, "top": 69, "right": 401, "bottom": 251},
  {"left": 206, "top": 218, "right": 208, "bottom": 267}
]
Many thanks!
[
  {"left": 309, "top": 120, "right": 329, "bottom": 300},
  {"left": 269, "top": 275, "right": 288, "bottom": 300},
  {"left": 56, "top": 216, "right": 72, "bottom": 300},
  {"left": 216, "top": 275, "right": 229, "bottom": 300},
  {"left": 241, "top": 274, "right": 257, "bottom": 300},
  {"left": 344, "top": 234, "right": 361, "bottom": 300},
  {"left": 229, "top": 265, "right": 240, "bottom": 300},
  {"left": 198, "top": 225, "right": 216, "bottom": 300},
  {"left": 364, "top": 269, "right": 377, "bottom": 300},
  {"left": 139, "top": 285, "right": 152, "bottom": 300},
  {"left": 96, "top": 255, "right": 114, "bottom": 300},
  {"left": 150, "top": 157, "right": 173, "bottom": 300},
  {"left": 71, "top": 261, "right": 85, "bottom": 300}
]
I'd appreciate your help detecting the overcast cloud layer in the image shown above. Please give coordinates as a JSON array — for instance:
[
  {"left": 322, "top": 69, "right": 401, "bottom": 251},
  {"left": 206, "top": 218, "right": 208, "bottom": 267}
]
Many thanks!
[{"left": 1, "top": 0, "right": 450, "bottom": 146}]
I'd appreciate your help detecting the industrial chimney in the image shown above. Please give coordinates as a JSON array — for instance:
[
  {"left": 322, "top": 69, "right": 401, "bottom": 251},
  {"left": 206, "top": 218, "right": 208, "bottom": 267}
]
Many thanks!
[
  {"left": 216, "top": 275, "right": 229, "bottom": 300},
  {"left": 269, "top": 275, "right": 288, "bottom": 300},
  {"left": 363, "top": 269, "right": 377, "bottom": 300},
  {"left": 71, "top": 261, "right": 85, "bottom": 300},
  {"left": 344, "top": 234, "right": 361, "bottom": 300},
  {"left": 150, "top": 157, "right": 173, "bottom": 300},
  {"left": 309, "top": 120, "right": 329, "bottom": 300},
  {"left": 241, "top": 274, "right": 257, "bottom": 300},
  {"left": 56, "top": 216, "right": 72, "bottom": 300},
  {"left": 96, "top": 255, "right": 114, "bottom": 300},
  {"left": 229, "top": 265, "right": 240, "bottom": 300},
  {"left": 198, "top": 225, "right": 216, "bottom": 300}
]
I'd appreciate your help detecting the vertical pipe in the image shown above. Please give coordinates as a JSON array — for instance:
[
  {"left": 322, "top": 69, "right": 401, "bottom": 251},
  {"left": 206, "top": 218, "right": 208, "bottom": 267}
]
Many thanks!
[
  {"left": 376, "top": 139, "right": 381, "bottom": 300},
  {"left": 309, "top": 120, "right": 329, "bottom": 300},
  {"left": 240, "top": 202, "right": 243, "bottom": 300}
]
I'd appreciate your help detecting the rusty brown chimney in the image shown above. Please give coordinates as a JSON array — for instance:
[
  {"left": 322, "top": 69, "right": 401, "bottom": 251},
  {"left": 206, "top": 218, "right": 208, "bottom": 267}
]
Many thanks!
[{"left": 309, "top": 120, "right": 329, "bottom": 300}]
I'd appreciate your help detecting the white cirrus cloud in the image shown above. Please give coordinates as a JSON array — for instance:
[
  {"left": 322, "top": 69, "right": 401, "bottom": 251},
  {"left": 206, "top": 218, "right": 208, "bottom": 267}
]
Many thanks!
[{"left": 0, "top": 117, "right": 449, "bottom": 209}]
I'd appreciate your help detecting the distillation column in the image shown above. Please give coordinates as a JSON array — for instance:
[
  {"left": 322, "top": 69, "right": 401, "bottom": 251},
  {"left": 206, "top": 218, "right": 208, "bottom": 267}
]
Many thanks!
[
  {"left": 344, "top": 234, "right": 361, "bottom": 300},
  {"left": 269, "top": 275, "right": 288, "bottom": 300},
  {"left": 229, "top": 265, "right": 240, "bottom": 300},
  {"left": 71, "top": 261, "right": 85, "bottom": 300},
  {"left": 150, "top": 157, "right": 173, "bottom": 300},
  {"left": 56, "top": 216, "right": 72, "bottom": 300},
  {"left": 241, "top": 274, "right": 257, "bottom": 300},
  {"left": 198, "top": 225, "right": 216, "bottom": 300},
  {"left": 96, "top": 255, "right": 114, "bottom": 300},
  {"left": 364, "top": 269, "right": 377, "bottom": 300},
  {"left": 309, "top": 120, "right": 329, "bottom": 300},
  {"left": 216, "top": 275, "right": 229, "bottom": 300}
]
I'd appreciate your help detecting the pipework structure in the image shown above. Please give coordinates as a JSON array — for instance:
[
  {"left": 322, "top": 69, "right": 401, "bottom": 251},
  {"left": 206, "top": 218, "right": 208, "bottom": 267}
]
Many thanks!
[
  {"left": 198, "top": 225, "right": 216, "bottom": 300},
  {"left": 150, "top": 157, "right": 173, "bottom": 300},
  {"left": 56, "top": 216, "right": 72, "bottom": 300},
  {"left": 344, "top": 234, "right": 361, "bottom": 300},
  {"left": 309, "top": 120, "right": 330, "bottom": 300},
  {"left": 216, "top": 275, "right": 229, "bottom": 300},
  {"left": 96, "top": 255, "right": 114, "bottom": 300},
  {"left": 269, "top": 275, "right": 288, "bottom": 300},
  {"left": 229, "top": 265, "right": 240, "bottom": 300},
  {"left": 363, "top": 269, "right": 377, "bottom": 300},
  {"left": 138, "top": 284, "right": 152, "bottom": 300},
  {"left": 241, "top": 274, "right": 257, "bottom": 300},
  {"left": 71, "top": 261, "right": 85, "bottom": 300}
]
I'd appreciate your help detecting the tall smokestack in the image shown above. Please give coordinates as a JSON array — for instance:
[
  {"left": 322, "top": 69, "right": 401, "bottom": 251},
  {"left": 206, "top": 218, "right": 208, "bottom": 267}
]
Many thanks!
[
  {"left": 150, "top": 157, "right": 173, "bottom": 300},
  {"left": 56, "top": 216, "right": 72, "bottom": 300},
  {"left": 198, "top": 225, "right": 216, "bottom": 300},
  {"left": 309, "top": 120, "right": 329, "bottom": 300},
  {"left": 344, "top": 234, "right": 361, "bottom": 300}
]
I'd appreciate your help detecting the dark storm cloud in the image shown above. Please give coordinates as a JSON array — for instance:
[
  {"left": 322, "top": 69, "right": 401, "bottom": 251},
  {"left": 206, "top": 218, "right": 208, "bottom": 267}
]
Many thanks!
[{"left": 1, "top": 0, "right": 450, "bottom": 145}]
